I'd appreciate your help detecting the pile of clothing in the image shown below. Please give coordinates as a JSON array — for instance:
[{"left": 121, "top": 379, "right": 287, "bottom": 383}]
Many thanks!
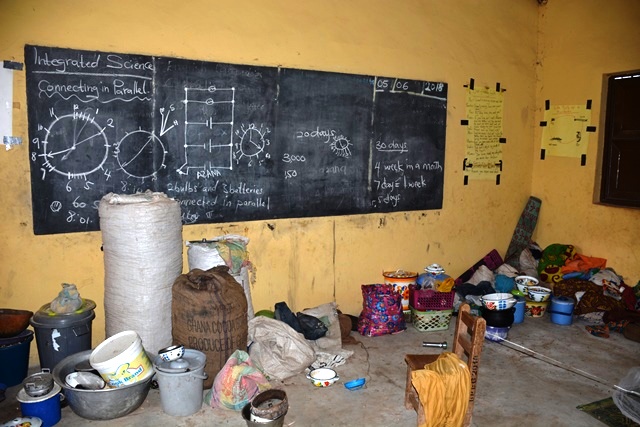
[{"left": 453, "top": 243, "right": 640, "bottom": 342}]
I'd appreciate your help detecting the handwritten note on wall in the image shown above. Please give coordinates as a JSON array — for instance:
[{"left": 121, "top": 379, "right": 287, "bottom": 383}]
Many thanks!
[
  {"left": 541, "top": 104, "right": 591, "bottom": 158},
  {"left": 465, "top": 86, "right": 504, "bottom": 179}
]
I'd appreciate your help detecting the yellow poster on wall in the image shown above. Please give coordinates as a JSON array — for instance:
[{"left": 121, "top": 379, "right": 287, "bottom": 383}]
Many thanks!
[
  {"left": 541, "top": 104, "right": 591, "bottom": 158},
  {"left": 465, "top": 86, "right": 504, "bottom": 180}
]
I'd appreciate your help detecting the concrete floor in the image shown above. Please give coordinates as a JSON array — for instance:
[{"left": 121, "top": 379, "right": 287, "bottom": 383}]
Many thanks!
[{"left": 1, "top": 313, "right": 639, "bottom": 426}]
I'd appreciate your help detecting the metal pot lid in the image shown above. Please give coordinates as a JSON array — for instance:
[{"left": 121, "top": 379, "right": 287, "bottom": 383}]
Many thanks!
[
  {"left": 383, "top": 270, "right": 418, "bottom": 278},
  {"left": 22, "top": 370, "right": 54, "bottom": 397},
  {"left": 153, "top": 357, "right": 189, "bottom": 373},
  {"left": 16, "top": 383, "right": 61, "bottom": 403},
  {"left": 74, "top": 359, "right": 96, "bottom": 372}
]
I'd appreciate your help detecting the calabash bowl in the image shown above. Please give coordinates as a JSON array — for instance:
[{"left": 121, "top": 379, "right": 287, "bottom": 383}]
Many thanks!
[{"left": 0, "top": 309, "right": 33, "bottom": 338}]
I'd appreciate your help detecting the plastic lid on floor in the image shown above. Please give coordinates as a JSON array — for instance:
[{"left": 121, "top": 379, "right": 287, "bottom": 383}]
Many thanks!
[{"left": 1, "top": 417, "right": 43, "bottom": 427}]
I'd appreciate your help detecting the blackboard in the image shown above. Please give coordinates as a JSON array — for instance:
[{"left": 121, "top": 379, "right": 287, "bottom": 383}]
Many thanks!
[{"left": 25, "top": 45, "right": 447, "bottom": 235}]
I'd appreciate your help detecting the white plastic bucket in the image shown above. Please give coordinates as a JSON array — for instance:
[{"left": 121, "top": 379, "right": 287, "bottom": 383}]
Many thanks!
[{"left": 89, "top": 330, "right": 153, "bottom": 387}]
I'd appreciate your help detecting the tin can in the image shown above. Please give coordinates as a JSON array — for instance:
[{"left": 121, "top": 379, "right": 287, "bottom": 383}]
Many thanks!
[{"left": 383, "top": 270, "right": 418, "bottom": 313}]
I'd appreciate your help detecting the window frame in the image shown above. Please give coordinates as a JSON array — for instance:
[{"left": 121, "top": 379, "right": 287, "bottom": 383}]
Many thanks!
[{"left": 596, "top": 70, "right": 640, "bottom": 208}]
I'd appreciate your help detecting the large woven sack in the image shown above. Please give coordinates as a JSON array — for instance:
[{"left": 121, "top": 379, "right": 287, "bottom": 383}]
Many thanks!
[
  {"left": 100, "top": 191, "right": 183, "bottom": 355},
  {"left": 172, "top": 266, "right": 248, "bottom": 388},
  {"left": 248, "top": 316, "right": 315, "bottom": 381},
  {"left": 186, "top": 235, "right": 255, "bottom": 322}
]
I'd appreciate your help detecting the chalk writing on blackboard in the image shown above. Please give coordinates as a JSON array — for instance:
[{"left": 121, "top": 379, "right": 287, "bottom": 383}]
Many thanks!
[{"left": 26, "top": 45, "right": 447, "bottom": 235}]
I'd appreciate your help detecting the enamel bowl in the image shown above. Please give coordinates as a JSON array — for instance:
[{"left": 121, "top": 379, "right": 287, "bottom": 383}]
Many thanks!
[
  {"left": 480, "top": 293, "right": 517, "bottom": 311},
  {"left": 307, "top": 368, "right": 339, "bottom": 387},
  {"left": 158, "top": 344, "right": 185, "bottom": 362},
  {"left": 515, "top": 276, "right": 539, "bottom": 294},
  {"left": 527, "top": 286, "right": 552, "bottom": 302}
]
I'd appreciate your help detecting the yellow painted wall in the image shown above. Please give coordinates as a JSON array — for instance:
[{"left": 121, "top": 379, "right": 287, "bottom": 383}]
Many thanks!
[
  {"left": 532, "top": 0, "right": 640, "bottom": 283},
  {"left": 0, "top": 0, "right": 636, "bottom": 366}
]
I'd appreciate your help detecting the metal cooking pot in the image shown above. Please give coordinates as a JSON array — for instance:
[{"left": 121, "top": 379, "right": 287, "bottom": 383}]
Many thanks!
[
  {"left": 250, "top": 389, "right": 288, "bottom": 420},
  {"left": 22, "top": 369, "right": 54, "bottom": 397},
  {"left": 481, "top": 306, "right": 515, "bottom": 327}
]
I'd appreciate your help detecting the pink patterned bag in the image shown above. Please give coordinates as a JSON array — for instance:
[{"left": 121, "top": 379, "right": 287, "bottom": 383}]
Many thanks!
[{"left": 357, "top": 284, "right": 406, "bottom": 337}]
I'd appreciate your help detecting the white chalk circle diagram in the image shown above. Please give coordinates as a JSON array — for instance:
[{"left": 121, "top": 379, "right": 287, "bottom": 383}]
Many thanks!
[
  {"left": 115, "top": 129, "right": 167, "bottom": 179},
  {"left": 331, "top": 135, "right": 352, "bottom": 158},
  {"left": 234, "top": 123, "right": 270, "bottom": 165},
  {"left": 41, "top": 113, "right": 110, "bottom": 178}
]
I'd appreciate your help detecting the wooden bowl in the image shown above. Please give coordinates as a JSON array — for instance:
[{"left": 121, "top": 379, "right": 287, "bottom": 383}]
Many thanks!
[{"left": 0, "top": 309, "right": 34, "bottom": 338}]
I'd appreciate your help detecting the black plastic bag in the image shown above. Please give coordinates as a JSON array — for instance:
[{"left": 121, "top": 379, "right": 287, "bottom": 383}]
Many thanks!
[
  {"left": 274, "top": 301, "right": 302, "bottom": 333},
  {"left": 297, "top": 312, "right": 328, "bottom": 340}
]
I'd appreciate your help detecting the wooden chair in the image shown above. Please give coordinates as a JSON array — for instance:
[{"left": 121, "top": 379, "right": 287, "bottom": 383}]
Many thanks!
[{"left": 404, "top": 303, "right": 486, "bottom": 427}]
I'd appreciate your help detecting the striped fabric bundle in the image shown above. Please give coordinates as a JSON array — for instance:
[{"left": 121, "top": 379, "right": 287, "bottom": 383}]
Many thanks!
[{"left": 204, "top": 349, "right": 271, "bottom": 411}]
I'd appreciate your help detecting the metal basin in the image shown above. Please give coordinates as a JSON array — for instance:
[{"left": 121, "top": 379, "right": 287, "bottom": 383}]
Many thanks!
[{"left": 52, "top": 350, "right": 152, "bottom": 420}]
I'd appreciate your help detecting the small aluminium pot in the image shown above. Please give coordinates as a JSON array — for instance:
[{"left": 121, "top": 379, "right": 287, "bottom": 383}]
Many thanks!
[
  {"left": 22, "top": 370, "right": 54, "bottom": 398},
  {"left": 250, "top": 389, "right": 288, "bottom": 421}
]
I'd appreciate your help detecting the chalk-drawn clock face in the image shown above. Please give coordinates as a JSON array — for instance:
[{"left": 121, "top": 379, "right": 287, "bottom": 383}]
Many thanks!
[
  {"left": 41, "top": 113, "right": 109, "bottom": 178},
  {"left": 234, "top": 123, "right": 270, "bottom": 165},
  {"left": 115, "top": 129, "right": 167, "bottom": 179}
]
